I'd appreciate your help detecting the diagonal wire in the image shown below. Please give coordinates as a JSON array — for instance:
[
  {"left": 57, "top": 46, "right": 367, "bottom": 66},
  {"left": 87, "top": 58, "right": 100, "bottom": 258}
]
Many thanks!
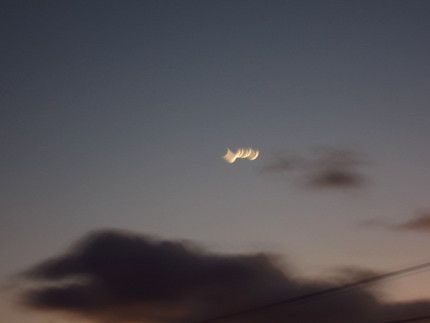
[
  {"left": 196, "top": 261, "right": 430, "bottom": 323},
  {"left": 385, "top": 315, "right": 430, "bottom": 322}
]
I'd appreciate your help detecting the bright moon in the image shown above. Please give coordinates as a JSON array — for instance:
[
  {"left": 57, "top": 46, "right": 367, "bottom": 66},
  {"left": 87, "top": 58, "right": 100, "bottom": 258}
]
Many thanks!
[{"left": 223, "top": 148, "right": 259, "bottom": 163}]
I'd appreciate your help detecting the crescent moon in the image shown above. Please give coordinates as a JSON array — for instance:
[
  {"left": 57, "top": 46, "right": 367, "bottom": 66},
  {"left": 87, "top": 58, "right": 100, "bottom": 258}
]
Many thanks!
[
  {"left": 223, "top": 149, "right": 237, "bottom": 163},
  {"left": 223, "top": 147, "right": 260, "bottom": 163},
  {"left": 249, "top": 150, "right": 259, "bottom": 160},
  {"left": 242, "top": 148, "right": 252, "bottom": 158}
]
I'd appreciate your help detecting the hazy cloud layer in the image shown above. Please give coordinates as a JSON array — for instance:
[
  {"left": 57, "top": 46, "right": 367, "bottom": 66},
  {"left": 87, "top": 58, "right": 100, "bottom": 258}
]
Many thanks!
[
  {"left": 262, "top": 148, "right": 367, "bottom": 190},
  {"left": 16, "top": 229, "right": 430, "bottom": 323},
  {"left": 363, "top": 212, "right": 430, "bottom": 233}
]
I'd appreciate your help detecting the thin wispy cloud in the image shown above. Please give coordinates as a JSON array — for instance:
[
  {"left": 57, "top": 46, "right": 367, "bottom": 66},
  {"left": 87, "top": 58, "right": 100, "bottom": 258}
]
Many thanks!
[
  {"left": 363, "top": 212, "right": 430, "bottom": 233},
  {"left": 395, "top": 213, "right": 430, "bottom": 232},
  {"left": 15, "top": 229, "right": 430, "bottom": 323},
  {"left": 262, "top": 148, "right": 367, "bottom": 190},
  {"left": 261, "top": 153, "right": 304, "bottom": 173}
]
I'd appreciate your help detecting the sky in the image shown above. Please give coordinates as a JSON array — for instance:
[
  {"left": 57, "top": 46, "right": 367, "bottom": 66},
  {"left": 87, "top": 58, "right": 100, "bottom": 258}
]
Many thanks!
[{"left": 1, "top": 1, "right": 430, "bottom": 322}]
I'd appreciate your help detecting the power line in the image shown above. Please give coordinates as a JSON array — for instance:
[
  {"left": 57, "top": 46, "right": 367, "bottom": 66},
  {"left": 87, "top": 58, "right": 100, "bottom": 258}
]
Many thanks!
[
  {"left": 196, "top": 261, "right": 430, "bottom": 323},
  {"left": 385, "top": 315, "right": 430, "bottom": 322}
]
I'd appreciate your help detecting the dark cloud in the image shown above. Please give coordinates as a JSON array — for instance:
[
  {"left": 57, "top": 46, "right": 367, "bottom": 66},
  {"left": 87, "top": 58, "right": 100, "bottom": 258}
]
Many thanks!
[
  {"left": 395, "top": 213, "right": 430, "bottom": 232},
  {"left": 305, "top": 148, "right": 366, "bottom": 189},
  {"left": 363, "top": 212, "right": 430, "bottom": 233},
  {"left": 262, "top": 148, "right": 367, "bottom": 190},
  {"left": 17, "top": 230, "right": 430, "bottom": 322},
  {"left": 304, "top": 168, "right": 365, "bottom": 189}
]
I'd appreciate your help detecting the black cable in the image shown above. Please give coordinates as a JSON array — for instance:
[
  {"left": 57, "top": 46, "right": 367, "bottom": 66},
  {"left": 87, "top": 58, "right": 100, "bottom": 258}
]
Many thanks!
[
  {"left": 385, "top": 315, "right": 430, "bottom": 322},
  {"left": 196, "top": 261, "right": 430, "bottom": 323}
]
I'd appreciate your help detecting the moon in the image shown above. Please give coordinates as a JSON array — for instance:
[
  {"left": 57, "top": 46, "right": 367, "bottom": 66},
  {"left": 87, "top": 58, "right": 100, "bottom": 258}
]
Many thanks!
[
  {"left": 223, "top": 149, "right": 237, "bottom": 163},
  {"left": 223, "top": 148, "right": 259, "bottom": 163}
]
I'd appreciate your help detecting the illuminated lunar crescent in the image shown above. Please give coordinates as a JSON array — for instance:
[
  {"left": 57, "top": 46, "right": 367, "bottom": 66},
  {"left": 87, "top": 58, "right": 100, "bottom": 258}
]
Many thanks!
[
  {"left": 223, "top": 148, "right": 260, "bottom": 163},
  {"left": 241, "top": 149, "right": 252, "bottom": 158},
  {"left": 223, "top": 149, "right": 238, "bottom": 163},
  {"left": 249, "top": 150, "right": 259, "bottom": 160}
]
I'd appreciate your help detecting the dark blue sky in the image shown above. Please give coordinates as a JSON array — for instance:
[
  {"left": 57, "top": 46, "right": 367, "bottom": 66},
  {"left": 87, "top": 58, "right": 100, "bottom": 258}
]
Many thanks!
[{"left": 2, "top": 1, "right": 430, "bottom": 322}]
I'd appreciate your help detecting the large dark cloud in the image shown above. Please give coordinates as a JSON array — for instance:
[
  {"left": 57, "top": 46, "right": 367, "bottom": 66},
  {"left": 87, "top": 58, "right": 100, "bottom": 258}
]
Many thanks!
[
  {"left": 17, "top": 230, "right": 430, "bottom": 322},
  {"left": 262, "top": 148, "right": 367, "bottom": 190}
]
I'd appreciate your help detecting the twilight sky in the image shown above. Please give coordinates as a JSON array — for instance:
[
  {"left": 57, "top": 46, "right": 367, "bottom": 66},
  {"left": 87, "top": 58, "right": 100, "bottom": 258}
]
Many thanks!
[{"left": 1, "top": 1, "right": 430, "bottom": 322}]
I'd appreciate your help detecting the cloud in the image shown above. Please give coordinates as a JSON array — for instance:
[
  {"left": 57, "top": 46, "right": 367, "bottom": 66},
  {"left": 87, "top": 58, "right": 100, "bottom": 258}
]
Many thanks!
[
  {"left": 363, "top": 212, "right": 430, "bottom": 233},
  {"left": 305, "top": 148, "right": 366, "bottom": 189},
  {"left": 16, "top": 229, "right": 430, "bottom": 322},
  {"left": 262, "top": 148, "right": 367, "bottom": 190},
  {"left": 395, "top": 213, "right": 430, "bottom": 232},
  {"left": 261, "top": 153, "right": 304, "bottom": 173},
  {"left": 304, "top": 168, "right": 365, "bottom": 189}
]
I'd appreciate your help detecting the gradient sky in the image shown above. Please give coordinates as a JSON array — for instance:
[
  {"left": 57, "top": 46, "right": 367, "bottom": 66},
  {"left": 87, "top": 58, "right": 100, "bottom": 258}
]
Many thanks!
[{"left": 2, "top": 1, "right": 430, "bottom": 322}]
